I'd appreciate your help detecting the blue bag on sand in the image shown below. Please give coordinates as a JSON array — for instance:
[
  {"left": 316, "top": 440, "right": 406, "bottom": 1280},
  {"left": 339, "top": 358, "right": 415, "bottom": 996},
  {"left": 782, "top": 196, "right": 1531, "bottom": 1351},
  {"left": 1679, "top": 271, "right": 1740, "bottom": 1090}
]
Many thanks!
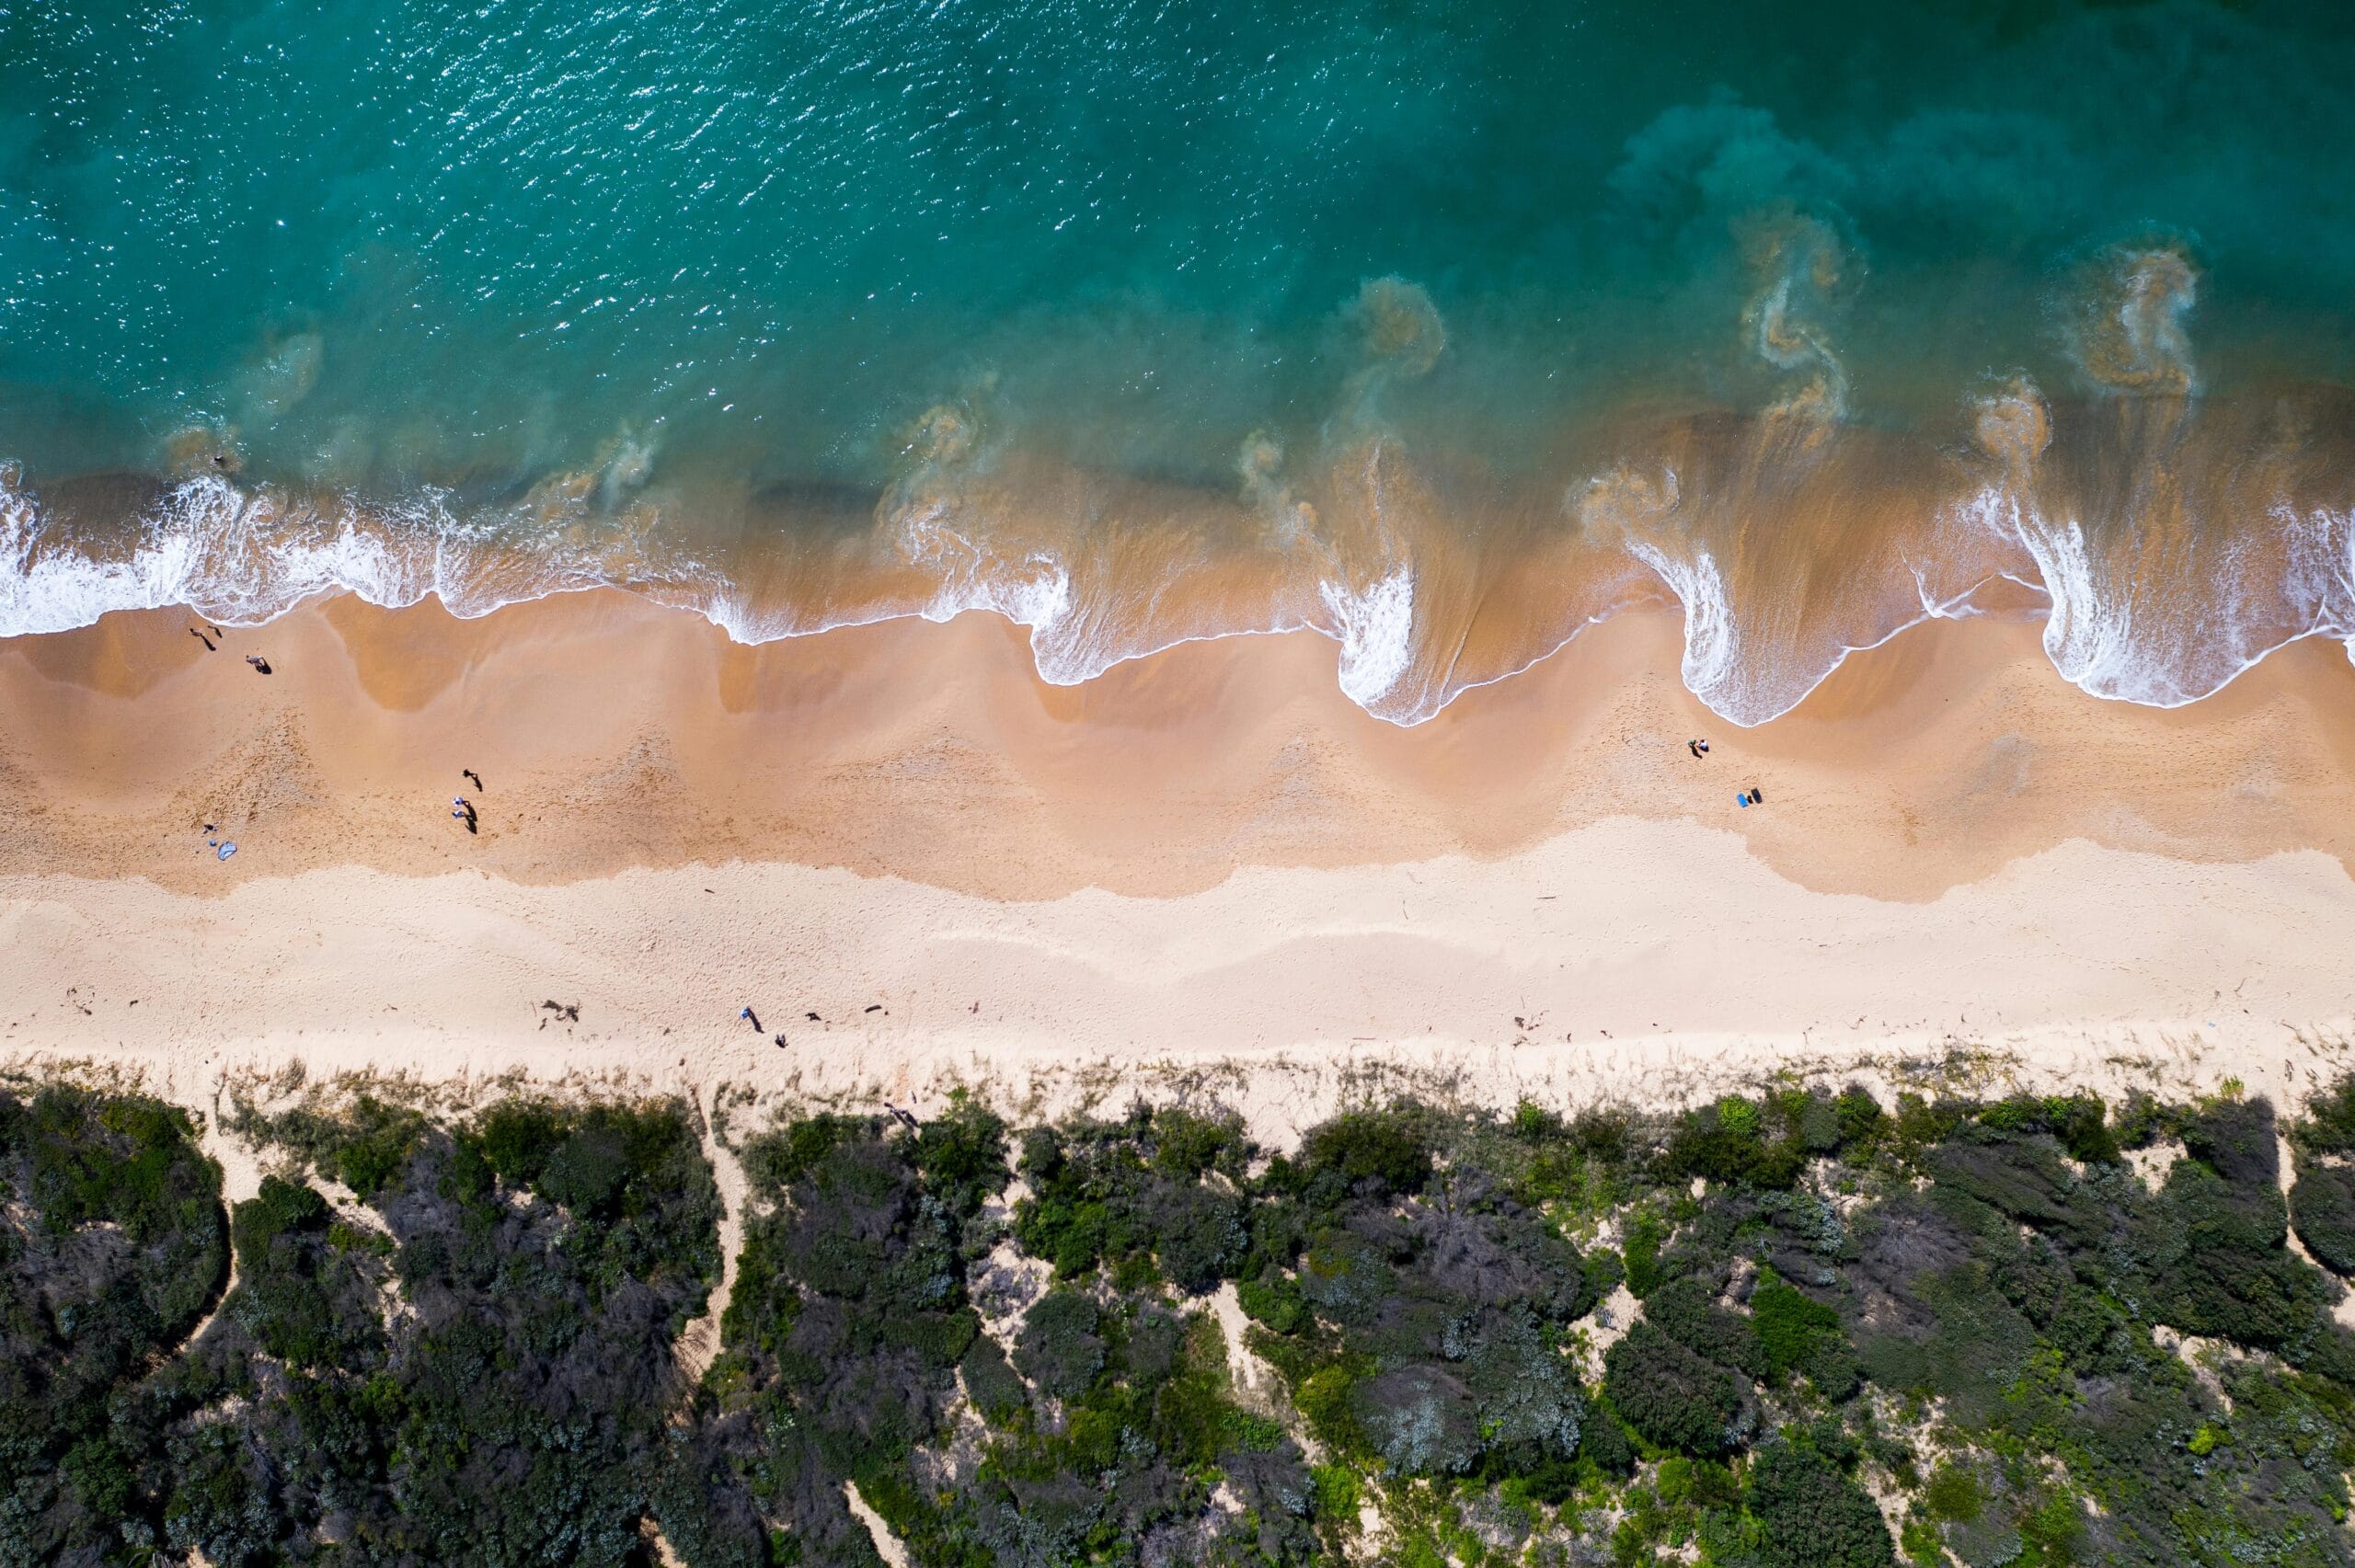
[{"left": 1735, "top": 793, "right": 1748, "bottom": 807}]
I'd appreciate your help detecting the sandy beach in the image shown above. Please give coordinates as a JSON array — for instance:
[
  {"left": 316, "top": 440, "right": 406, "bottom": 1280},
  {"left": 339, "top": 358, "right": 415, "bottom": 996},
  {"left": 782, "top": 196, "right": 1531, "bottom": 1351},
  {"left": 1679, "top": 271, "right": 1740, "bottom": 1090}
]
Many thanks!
[{"left": 4, "top": 591, "right": 2354, "bottom": 1129}]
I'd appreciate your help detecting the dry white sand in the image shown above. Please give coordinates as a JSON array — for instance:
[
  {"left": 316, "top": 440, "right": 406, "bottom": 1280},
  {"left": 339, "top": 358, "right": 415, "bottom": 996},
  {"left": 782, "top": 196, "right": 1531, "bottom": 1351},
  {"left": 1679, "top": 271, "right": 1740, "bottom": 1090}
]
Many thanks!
[{"left": 8, "top": 818, "right": 2350, "bottom": 1138}]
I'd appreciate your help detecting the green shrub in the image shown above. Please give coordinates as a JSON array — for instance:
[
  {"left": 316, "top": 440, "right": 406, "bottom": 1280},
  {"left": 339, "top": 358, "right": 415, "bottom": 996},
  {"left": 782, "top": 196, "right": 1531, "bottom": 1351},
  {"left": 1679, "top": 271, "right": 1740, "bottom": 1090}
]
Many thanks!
[
  {"left": 741, "top": 1113, "right": 864, "bottom": 1191},
  {"left": 1238, "top": 1273, "right": 1306, "bottom": 1334},
  {"left": 1151, "top": 1108, "right": 1247, "bottom": 1179},
  {"left": 1750, "top": 1268, "right": 1846, "bottom": 1381},
  {"left": 959, "top": 1336, "right": 1028, "bottom": 1425},
  {"left": 2299, "top": 1073, "right": 2355, "bottom": 1155},
  {"left": 2291, "top": 1161, "right": 2355, "bottom": 1277},
  {"left": 1644, "top": 1276, "right": 1765, "bottom": 1378},
  {"left": 1602, "top": 1322, "right": 1751, "bottom": 1456},
  {"left": 1300, "top": 1108, "right": 1432, "bottom": 1195},
  {"left": 1664, "top": 1096, "right": 1804, "bottom": 1189},
  {"left": 1923, "top": 1462, "right": 1982, "bottom": 1523},
  {"left": 1748, "top": 1441, "right": 1895, "bottom": 1568},
  {"left": 911, "top": 1090, "right": 1007, "bottom": 1216},
  {"left": 1624, "top": 1211, "right": 1669, "bottom": 1298},
  {"left": 1016, "top": 1289, "right": 1105, "bottom": 1401},
  {"left": 1153, "top": 1185, "right": 1246, "bottom": 1295},
  {"left": 1580, "top": 1402, "right": 1637, "bottom": 1476},
  {"left": 471, "top": 1099, "right": 567, "bottom": 1184}
]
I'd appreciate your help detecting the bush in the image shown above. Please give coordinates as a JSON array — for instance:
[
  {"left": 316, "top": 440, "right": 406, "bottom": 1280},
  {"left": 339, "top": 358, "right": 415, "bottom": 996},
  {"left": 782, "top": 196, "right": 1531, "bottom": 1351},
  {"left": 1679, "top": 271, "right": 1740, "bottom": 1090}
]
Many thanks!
[
  {"left": 2299, "top": 1073, "right": 2355, "bottom": 1155},
  {"left": 1351, "top": 1363, "right": 1480, "bottom": 1475},
  {"left": 2292, "top": 1162, "right": 2355, "bottom": 1276},
  {"left": 959, "top": 1336, "right": 1028, "bottom": 1425},
  {"left": 471, "top": 1100, "right": 567, "bottom": 1184},
  {"left": 1300, "top": 1109, "right": 1432, "bottom": 1195},
  {"left": 911, "top": 1090, "right": 1007, "bottom": 1216},
  {"left": 1642, "top": 1276, "right": 1764, "bottom": 1378},
  {"left": 1151, "top": 1108, "right": 1247, "bottom": 1180},
  {"left": 1623, "top": 1211, "right": 1669, "bottom": 1299},
  {"left": 1016, "top": 1290, "right": 1105, "bottom": 1401},
  {"left": 1750, "top": 1268, "right": 1847, "bottom": 1383},
  {"left": 1602, "top": 1323, "right": 1751, "bottom": 1456},
  {"left": 1663, "top": 1096, "right": 1805, "bottom": 1189},
  {"left": 1238, "top": 1273, "right": 1306, "bottom": 1334},
  {"left": 1153, "top": 1185, "right": 1246, "bottom": 1295},
  {"left": 1579, "top": 1404, "right": 1637, "bottom": 1476},
  {"left": 1748, "top": 1441, "right": 1895, "bottom": 1568}
]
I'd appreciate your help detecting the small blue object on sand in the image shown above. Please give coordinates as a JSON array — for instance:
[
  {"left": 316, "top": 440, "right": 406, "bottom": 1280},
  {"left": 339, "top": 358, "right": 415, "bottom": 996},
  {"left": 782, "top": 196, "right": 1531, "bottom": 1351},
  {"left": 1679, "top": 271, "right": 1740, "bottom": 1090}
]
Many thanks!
[
  {"left": 217, "top": 841, "right": 237, "bottom": 861},
  {"left": 1736, "top": 793, "right": 1751, "bottom": 808}
]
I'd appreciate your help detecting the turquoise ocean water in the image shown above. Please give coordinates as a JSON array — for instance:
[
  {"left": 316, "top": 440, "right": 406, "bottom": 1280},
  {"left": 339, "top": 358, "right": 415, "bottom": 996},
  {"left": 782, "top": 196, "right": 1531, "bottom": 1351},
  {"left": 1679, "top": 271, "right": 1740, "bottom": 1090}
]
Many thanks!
[{"left": 3, "top": 0, "right": 2354, "bottom": 722}]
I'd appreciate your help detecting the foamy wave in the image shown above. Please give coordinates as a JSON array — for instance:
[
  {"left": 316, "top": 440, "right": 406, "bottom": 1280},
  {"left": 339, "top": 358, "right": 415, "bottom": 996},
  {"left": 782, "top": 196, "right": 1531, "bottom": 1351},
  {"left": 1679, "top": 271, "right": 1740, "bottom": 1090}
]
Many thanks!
[
  {"left": 0, "top": 475, "right": 207, "bottom": 636},
  {"left": 1961, "top": 376, "right": 2355, "bottom": 707},
  {"left": 0, "top": 469, "right": 676, "bottom": 639},
  {"left": 1319, "top": 567, "right": 1416, "bottom": 710},
  {"left": 1979, "top": 483, "right": 2349, "bottom": 705},
  {"left": 6, "top": 420, "right": 2354, "bottom": 734}
]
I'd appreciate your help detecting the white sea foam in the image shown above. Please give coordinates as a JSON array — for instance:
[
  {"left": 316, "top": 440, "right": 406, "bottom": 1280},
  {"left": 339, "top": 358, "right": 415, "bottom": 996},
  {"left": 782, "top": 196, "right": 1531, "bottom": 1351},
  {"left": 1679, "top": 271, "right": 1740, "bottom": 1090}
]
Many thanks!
[
  {"left": 0, "top": 477, "right": 206, "bottom": 635},
  {"left": 1318, "top": 566, "right": 1416, "bottom": 711},
  {"left": 7, "top": 454, "right": 2352, "bottom": 734},
  {"left": 1964, "top": 478, "right": 2355, "bottom": 707},
  {"left": 0, "top": 471, "right": 641, "bottom": 637},
  {"left": 1626, "top": 540, "right": 1736, "bottom": 711}
]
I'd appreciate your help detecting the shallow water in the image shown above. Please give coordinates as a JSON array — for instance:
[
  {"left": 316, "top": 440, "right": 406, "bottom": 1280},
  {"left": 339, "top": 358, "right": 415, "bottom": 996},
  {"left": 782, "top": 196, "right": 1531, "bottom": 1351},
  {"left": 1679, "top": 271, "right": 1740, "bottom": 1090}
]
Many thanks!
[{"left": 2, "top": 0, "right": 2353, "bottom": 723}]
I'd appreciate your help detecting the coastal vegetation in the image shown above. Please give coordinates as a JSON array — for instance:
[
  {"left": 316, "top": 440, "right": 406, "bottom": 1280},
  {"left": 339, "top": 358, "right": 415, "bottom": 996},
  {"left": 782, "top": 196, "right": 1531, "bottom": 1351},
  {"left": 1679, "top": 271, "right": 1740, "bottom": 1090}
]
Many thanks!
[{"left": 8, "top": 1069, "right": 2355, "bottom": 1564}]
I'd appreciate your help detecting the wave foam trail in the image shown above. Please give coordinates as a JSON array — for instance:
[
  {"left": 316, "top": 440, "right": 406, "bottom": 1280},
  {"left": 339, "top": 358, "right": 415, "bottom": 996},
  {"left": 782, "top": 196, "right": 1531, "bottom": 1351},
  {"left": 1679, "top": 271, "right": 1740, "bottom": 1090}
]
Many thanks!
[
  {"left": 1971, "top": 480, "right": 2355, "bottom": 707},
  {"left": 1319, "top": 567, "right": 1416, "bottom": 711},
  {"left": 0, "top": 466, "right": 695, "bottom": 638},
  {"left": 0, "top": 472, "right": 205, "bottom": 636},
  {"left": 1626, "top": 538, "right": 1736, "bottom": 705}
]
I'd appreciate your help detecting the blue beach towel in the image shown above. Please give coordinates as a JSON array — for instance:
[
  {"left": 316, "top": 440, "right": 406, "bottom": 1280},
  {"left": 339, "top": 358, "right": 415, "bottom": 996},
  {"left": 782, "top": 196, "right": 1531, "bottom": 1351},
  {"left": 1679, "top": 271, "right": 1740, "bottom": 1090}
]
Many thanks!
[
  {"left": 217, "top": 841, "right": 237, "bottom": 861},
  {"left": 1736, "top": 793, "right": 1750, "bottom": 807}
]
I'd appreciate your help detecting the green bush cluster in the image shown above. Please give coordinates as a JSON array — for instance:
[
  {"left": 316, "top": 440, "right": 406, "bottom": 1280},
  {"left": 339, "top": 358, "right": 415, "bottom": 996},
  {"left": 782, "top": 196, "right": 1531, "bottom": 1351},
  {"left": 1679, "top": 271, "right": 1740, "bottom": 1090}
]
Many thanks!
[
  {"left": 0, "top": 1084, "right": 225, "bottom": 1562},
  {"left": 21, "top": 1074, "right": 2355, "bottom": 1565},
  {"left": 12, "top": 1087, "right": 722, "bottom": 1565},
  {"left": 1015, "top": 1103, "right": 1256, "bottom": 1291}
]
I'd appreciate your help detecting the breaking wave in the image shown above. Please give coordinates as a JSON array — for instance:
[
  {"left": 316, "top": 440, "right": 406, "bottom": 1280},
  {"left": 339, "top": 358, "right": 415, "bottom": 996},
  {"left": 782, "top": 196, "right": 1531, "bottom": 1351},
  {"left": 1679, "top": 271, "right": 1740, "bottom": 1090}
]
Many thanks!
[{"left": 4, "top": 259, "right": 2352, "bottom": 729}]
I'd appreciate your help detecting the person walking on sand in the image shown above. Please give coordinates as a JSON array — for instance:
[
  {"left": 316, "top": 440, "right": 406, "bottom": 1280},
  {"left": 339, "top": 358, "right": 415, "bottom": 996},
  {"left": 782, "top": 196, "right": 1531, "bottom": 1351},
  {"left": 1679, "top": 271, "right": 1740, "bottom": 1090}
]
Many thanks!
[
  {"left": 190, "top": 627, "right": 215, "bottom": 651},
  {"left": 741, "top": 1005, "right": 763, "bottom": 1032},
  {"left": 451, "top": 795, "right": 477, "bottom": 834},
  {"left": 245, "top": 654, "right": 271, "bottom": 674},
  {"left": 462, "top": 768, "right": 485, "bottom": 793}
]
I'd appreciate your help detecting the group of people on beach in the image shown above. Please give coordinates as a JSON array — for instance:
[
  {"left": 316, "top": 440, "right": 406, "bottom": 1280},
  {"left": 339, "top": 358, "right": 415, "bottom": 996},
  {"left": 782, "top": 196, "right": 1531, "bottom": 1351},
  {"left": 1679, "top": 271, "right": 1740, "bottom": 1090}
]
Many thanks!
[
  {"left": 452, "top": 769, "right": 486, "bottom": 833},
  {"left": 187, "top": 622, "right": 270, "bottom": 672},
  {"left": 1688, "top": 738, "right": 1765, "bottom": 808}
]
